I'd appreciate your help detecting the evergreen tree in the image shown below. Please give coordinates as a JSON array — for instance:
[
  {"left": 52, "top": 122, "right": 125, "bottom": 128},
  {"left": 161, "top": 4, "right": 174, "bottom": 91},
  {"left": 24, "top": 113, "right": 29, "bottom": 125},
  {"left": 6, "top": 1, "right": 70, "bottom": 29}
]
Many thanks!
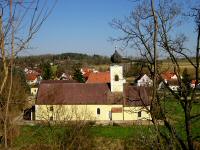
[
  {"left": 42, "top": 62, "right": 53, "bottom": 80},
  {"left": 72, "top": 63, "right": 85, "bottom": 83}
]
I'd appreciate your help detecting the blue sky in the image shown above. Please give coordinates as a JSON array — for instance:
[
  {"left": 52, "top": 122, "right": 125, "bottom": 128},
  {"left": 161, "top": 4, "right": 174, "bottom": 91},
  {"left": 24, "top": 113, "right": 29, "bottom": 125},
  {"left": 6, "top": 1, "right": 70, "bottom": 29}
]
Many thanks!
[
  {"left": 25, "top": 0, "right": 134, "bottom": 56},
  {"left": 24, "top": 0, "right": 197, "bottom": 57}
]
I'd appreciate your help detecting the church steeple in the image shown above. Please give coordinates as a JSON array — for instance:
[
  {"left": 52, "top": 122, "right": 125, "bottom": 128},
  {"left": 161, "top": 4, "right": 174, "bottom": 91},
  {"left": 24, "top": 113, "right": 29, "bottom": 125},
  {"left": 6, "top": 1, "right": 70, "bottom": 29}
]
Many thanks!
[{"left": 110, "top": 48, "right": 122, "bottom": 64}]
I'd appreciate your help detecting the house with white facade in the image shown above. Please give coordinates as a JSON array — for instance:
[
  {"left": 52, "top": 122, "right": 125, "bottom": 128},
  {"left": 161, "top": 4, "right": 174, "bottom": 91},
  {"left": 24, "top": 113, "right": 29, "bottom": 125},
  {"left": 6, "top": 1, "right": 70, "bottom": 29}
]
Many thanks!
[{"left": 135, "top": 74, "right": 153, "bottom": 87}]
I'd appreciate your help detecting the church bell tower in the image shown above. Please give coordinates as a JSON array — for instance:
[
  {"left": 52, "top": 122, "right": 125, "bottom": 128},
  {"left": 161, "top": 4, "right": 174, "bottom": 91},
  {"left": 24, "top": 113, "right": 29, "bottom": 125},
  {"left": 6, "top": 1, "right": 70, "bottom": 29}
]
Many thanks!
[{"left": 110, "top": 65, "right": 125, "bottom": 92}]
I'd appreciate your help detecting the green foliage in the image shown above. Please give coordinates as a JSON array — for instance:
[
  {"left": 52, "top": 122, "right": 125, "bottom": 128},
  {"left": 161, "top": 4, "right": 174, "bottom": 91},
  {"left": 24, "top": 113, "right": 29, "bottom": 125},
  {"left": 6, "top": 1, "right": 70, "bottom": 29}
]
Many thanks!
[
  {"left": 42, "top": 62, "right": 53, "bottom": 80},
  {"left": 50, "top": 65, "right": 58, "bottom": 79},
  {"left": 72, "top": 63, "right": 85, "bottom": 83}
]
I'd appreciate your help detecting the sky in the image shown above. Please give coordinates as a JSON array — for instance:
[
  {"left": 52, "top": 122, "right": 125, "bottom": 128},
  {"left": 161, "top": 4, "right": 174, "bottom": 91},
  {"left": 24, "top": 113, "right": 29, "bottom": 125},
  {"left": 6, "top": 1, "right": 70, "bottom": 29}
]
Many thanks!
[
  {"left": 21, "top": 0, "right": 197, "bottom": 57},
  {"left": 23, "top": 0, "right": 134, "bottom": 57}
]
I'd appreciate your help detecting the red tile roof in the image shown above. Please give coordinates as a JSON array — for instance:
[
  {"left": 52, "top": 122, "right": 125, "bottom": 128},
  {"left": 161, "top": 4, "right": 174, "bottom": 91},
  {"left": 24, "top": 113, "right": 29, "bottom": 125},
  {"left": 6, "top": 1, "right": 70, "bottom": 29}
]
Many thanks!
[
  {"left": 26, "top": 73, "right": 39, "bottom": 81},
  {"left": 41, "top": 80, "right": 78, "bottom": 84},
  {"left": 81, "top": 68, "right": 97, "bottom": 79},
  {"left": 191, "top": 80, "right": 197, "bottom": 84},
  {"left": 86, "top": 72, "right": 110, "bottom": 83},
  {"left": 83, "top": 70, "right": 93, "bottom": 79},
  {"left": 161, "top": 72, "right": 176, "bottom": 80}
]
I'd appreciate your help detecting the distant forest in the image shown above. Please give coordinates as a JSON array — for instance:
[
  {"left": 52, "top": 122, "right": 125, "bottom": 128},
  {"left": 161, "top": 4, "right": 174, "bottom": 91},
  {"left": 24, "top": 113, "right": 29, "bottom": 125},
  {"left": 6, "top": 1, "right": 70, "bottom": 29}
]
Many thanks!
[{"left": 16, "top": 53, "right": 111, "bottom": 67}]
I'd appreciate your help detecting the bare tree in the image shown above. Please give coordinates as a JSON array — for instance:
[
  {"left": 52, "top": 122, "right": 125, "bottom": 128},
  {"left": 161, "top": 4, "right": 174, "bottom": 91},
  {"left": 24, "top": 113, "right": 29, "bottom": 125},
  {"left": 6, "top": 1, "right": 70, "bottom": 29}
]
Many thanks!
[
  {"left": 0, "top": 0, "right": 57, "bottom": 148},
  {"left": 111, "top": 0, "right": 200, "bottom": 149}
]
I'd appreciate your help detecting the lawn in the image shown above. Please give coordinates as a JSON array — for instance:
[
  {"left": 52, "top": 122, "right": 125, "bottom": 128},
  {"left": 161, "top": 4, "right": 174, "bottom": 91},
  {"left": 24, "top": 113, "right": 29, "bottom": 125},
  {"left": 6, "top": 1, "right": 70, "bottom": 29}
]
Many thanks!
[
  {"left": 161, "top": 94, "right": 200, "bottom": 141},
  {"left": 89, "top": 125, "right": 154, "bottom": 139}
]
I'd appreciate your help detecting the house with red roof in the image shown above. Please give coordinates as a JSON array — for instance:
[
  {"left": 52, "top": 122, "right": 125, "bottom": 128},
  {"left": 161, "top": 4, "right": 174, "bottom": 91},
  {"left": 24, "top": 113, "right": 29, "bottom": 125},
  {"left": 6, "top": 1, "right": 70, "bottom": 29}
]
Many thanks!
[
  {"left": 161, "top": 71, "right": 178, "bottom": 81},
  {"left": 26, "top": 72, "right": 42, "bottom": 85},
  {"left": 86, "top": 71, "right": 110, "bottom": 83},
  {"left": 34, "top": 65, "right": 151, "bottom": 122},
  {"left": 159, "top": 71, "right": 181, "bottom": 91},
  {"left": 191, "top": 80, "right": 200, "bottom": 89},
  {"left": 81, "top": 68, "right": 98, "bottom": 79}
]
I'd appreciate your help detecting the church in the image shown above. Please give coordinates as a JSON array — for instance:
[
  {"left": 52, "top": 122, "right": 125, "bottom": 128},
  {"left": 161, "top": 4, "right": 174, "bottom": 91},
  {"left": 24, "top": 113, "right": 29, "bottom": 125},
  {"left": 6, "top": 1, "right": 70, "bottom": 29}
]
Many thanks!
[{"left": 35, "top": 65, "right": 151, "bottom": 122}]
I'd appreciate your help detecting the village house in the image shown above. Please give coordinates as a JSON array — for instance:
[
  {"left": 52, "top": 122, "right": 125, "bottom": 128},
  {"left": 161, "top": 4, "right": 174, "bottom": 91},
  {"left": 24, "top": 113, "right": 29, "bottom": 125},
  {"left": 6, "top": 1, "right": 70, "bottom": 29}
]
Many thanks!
[
  {"left": 161, "top": 71, "right": 178, "bottom": 81},
  {"left": 190, "top": 80, "right": 200, "bottom": 89},
  {"left": 81, "top": 68, "right": 98, "bottom": 80},
  {"left": 34, "top": 65, "right": 151, "bottom": 122},
  {"left": 135, "top": 74, "right": 153, "bottom": 87},
  {"left": 86, "top": 71, "right": 110, "bottom": 83},
  {"left": 25, "top": 69, "right": 42, "bottom": 85},
  {"left": 159, "top": 71, "right": 180, "bottom": 91}
]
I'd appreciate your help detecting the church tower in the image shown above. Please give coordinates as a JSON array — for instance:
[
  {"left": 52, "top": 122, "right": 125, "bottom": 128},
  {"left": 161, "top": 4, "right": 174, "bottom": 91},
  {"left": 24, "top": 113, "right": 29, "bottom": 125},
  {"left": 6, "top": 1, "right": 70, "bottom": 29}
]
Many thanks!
[{"left": 110, "top": 65, "right": 125, "bottom": 92}]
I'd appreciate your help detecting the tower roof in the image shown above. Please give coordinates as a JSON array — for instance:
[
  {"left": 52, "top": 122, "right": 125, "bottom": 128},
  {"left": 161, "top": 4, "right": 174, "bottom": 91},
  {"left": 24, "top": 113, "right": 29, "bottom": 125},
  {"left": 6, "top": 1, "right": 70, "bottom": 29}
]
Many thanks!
[{"left": 111, "top": 50, "right": 122, "bottom": 63}]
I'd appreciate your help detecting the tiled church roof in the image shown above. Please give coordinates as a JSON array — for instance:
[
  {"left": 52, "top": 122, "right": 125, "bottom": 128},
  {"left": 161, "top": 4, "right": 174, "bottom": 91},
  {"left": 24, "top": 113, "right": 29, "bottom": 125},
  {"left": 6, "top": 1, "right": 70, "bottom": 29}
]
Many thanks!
[{"left": 36, "top": 82, "right": 150, "bottom": 106}]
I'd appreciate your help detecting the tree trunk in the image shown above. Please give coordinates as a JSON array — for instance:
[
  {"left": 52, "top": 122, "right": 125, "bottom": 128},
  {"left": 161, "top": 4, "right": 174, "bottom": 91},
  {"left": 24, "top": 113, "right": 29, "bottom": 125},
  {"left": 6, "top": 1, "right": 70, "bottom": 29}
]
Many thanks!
[
  {"left": 184, "top": 100, "right": 193, "bottom": 150},
  {"left": 4, "top": 1, "right": 14, "bottom": 148}
]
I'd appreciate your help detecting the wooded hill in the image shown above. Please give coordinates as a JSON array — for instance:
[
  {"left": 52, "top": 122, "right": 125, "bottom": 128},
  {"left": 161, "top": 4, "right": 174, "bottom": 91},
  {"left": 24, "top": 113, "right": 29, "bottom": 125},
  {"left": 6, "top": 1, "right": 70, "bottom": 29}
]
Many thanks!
[{"left": 15, "top": 53, "right": 111, "bottom": 67}]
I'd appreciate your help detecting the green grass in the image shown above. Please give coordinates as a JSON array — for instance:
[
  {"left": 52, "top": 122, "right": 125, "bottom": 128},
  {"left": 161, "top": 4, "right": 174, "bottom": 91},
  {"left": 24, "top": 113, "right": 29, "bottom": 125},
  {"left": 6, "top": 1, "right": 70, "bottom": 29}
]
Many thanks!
[
  {"left": 162, "top": 96, "right": 200, "bottom": 141},
  {"left": 14, "top": 125, "right": 67, "bottom": 148},
  {"left": 13, "top": 124, "right": 155, "bottom": 149},
  {"left": 89, "top": 125, "right": 153, "bottom": 139}
]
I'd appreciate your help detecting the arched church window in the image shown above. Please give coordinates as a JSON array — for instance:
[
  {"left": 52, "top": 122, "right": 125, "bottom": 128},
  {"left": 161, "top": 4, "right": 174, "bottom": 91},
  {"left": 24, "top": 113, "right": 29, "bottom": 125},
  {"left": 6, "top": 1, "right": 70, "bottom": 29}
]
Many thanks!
[{"left": 114, "top": 75, "right": 119, "bottom": 81}]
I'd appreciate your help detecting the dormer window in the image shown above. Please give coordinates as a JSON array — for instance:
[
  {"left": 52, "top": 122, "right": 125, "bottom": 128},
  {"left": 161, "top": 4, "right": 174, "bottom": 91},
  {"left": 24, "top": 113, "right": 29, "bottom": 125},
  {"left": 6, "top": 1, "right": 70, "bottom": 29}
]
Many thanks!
[{"left": 114, "top": 75, "right": 119, "bottom": 81}]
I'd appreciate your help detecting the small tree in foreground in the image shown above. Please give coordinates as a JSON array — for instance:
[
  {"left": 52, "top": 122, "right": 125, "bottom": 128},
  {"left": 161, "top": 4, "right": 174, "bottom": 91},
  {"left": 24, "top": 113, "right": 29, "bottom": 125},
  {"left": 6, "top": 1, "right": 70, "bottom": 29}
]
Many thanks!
[{"left": 0, "top": 0, "right": 57, "bottom": 148}]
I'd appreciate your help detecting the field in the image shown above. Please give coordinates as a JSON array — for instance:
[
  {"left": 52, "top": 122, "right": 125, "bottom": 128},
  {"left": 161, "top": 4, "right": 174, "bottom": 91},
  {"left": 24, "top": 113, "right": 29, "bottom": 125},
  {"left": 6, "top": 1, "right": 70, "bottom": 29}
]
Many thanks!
[{"left": 160, "top": 60, "right": 197, "bottom": 75}]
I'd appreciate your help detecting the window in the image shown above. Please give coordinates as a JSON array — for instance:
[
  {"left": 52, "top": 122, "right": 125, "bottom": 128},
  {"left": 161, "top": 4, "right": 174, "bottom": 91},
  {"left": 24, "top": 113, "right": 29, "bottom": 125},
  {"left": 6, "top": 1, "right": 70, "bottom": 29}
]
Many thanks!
[
  {"left": 138, "top": 111, "right": 141, "bottom": 117},
  {"left": 97, "top": 108, "right": 100, "bottom": 115},
  {"left": 50, "top": 116, "right": 53, "bottom": 121},
  {"left": 114, "top": 75, "right": 119, "bottom": 81},
  {"left": 50, "top": 106, "right": 53, "bottom": 111}
]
